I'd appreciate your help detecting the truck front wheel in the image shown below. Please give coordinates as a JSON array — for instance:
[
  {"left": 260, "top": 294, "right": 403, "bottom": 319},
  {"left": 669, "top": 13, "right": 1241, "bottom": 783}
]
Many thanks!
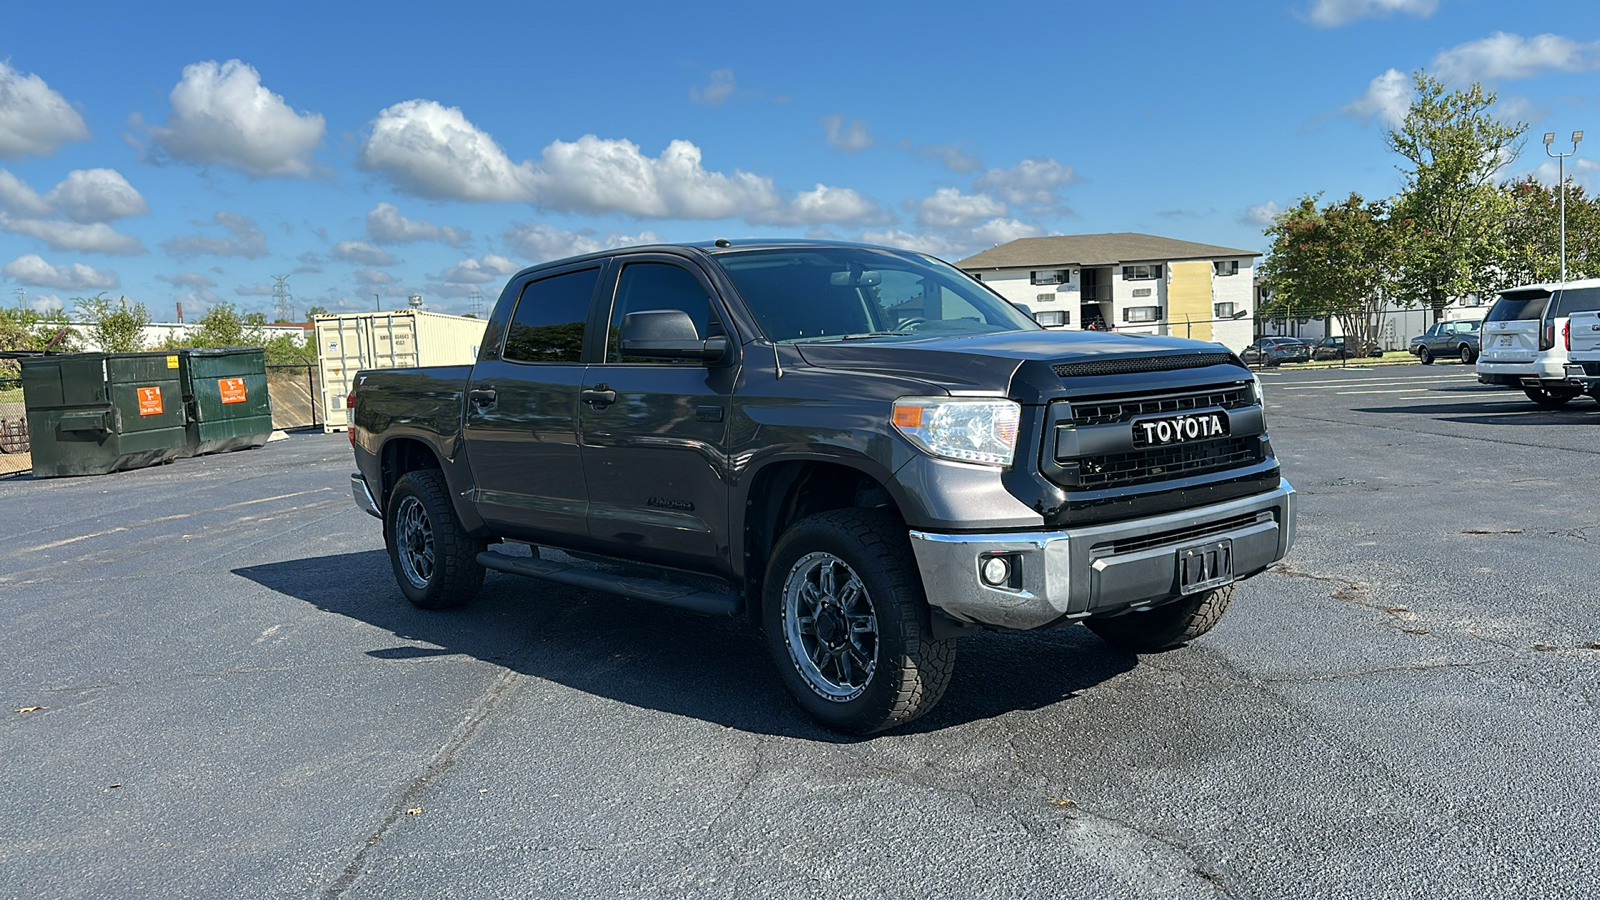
[
  {"left": 762, "top": 509, "right": 955, "bottom": 735},
  {"left": 1084, "top": 584, "right": 1234, "bottom": 653},
  {"left": 385, "top": 469, "right": 485, "bottom": 609}
]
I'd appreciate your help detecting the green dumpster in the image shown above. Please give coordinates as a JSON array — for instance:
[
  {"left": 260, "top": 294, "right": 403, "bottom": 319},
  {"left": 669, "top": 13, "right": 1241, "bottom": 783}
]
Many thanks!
[
  {"left": 178, "top": 347, "right": 274, "bottom": 456},
  {"left": 18, "top": 351, "right": 188, "bottom": 477}
]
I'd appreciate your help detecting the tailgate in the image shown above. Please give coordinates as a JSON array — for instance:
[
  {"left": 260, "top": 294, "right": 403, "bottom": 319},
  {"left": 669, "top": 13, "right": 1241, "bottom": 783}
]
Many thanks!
[
  {"left": 1480, "top": 320, "right": 1539, "bottom": 363},
  {"left": 1568, "top": 313, "right": 1600, "bottom": 360}
]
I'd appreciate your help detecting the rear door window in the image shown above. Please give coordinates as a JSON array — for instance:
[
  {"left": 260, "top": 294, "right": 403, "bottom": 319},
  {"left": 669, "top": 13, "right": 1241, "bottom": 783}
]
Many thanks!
[
  {"left": 1550, "top": 287, "right": 1600, "bottom": 320},
  {"left": 1485, "top": 290, "right": 1551, "bottom": 322},
  {"left": 503, "top": 267, "right": 601, "bottom": 363}
]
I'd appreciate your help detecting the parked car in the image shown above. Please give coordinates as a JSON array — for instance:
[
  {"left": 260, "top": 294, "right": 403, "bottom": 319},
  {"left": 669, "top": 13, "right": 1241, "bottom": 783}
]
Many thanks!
[
  {"left": 1311, "top": 336, "right": 1383, "bottom": 360},
  {"left": 1478, "top": 280, "right": 1600, "bottom": 406},
  {"left": 1410, "top": 320, "right": 1481, "bottom": 364},
  {"left": 1241, "top": 337, "right": 1311, "bottom": 367}
]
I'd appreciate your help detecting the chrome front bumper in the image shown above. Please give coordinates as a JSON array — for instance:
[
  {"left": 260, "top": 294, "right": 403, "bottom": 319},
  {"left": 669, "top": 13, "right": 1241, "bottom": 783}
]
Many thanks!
[
  {"left": 350, "top": 473, "right": 382, "bottom": 519},
  {"left": 908, "top": 480, "right": 1296, "bottom": 631}
]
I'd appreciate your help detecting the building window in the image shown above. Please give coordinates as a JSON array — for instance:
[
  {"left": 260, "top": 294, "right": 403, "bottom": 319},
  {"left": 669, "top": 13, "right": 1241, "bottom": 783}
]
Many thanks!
[
  {"left": 971, "top": 272, "right": 982, "bottom": 281},
  {"left": 1123, "top": 306, "right": 1161, "bottom": 323},
  {"left": 1131, "top": 287, "right": 1152, "bottom": 298},
  {"left": 1214, "top": 302, "right": 1236, "bottom": 318},
  {"left": 1213, "top": 260, "right": 1239, "bottom": 277},
  {"left": 1035, "top": 293, "right": 1056, "bottom": 303},
  {"left": 1121, "top": 264, "right": 1162, "bottom": 281},
  {"left": 1034, "top": 310, "right": 1068, "bottom": 327},
  {"left": 1031, "top": 269, "right": 1069, "bottom": 285}
]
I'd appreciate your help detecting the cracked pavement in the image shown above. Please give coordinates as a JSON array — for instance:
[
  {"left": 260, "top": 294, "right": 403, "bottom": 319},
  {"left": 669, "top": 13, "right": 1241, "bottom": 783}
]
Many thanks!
[{"left": 2, "top": 364, "right": 1598, "bottom": 899}]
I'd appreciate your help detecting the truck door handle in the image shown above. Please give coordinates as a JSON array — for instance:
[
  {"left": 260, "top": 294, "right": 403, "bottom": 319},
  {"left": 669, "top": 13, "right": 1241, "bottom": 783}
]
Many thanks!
[
  {"left": 581, "top": 386, "right": 617, "bottom": 407},
  {"left": 469, "top": 388, "right": 497, "bottom": 408}
]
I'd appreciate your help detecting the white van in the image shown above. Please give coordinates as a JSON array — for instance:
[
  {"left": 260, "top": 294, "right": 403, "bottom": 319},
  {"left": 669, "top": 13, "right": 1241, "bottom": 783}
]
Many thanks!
[{"left": 1477, "top": 279, "right": 1600, "bottom": 407}]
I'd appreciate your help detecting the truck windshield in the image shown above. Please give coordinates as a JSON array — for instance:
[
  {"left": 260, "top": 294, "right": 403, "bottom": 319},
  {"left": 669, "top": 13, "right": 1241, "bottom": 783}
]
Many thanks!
[{"left": 712, "top": 247, "right": 1039, "bottom": 343}]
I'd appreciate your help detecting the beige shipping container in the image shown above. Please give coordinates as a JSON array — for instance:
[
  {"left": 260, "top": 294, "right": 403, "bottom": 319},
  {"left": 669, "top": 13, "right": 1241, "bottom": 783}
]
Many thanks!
[{"left": 314, "top": 310, "right": 487, "bottom": 432}]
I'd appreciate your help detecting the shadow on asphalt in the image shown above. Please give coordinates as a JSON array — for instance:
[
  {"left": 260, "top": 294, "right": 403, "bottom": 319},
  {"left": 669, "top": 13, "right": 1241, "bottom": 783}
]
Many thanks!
[{"left": 234, "top": 550, "right": 1135, "bottom": 740}]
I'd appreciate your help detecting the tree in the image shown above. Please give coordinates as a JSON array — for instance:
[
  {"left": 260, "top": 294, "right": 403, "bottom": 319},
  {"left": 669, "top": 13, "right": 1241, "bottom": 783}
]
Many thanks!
[
  {"left": 304, "top": 305, "right": 329, "bottom": 318},
  {"left": 1494, "top": 176, "right": 1600, "bottom": 290},
  {"left": 188, "top": 302, "right": 267, "bottom": 348},
  {"left": 1260, "top": 192, "right": 1396, "bottom": 349},
  {"left": 1386, "top": 71, "right": 1526, "bottom": 321},
  {"left": 75, "top": 293, "right": 150, "bottom": 352},
  {"left": 0, "top": 307, "right": 80, "bottom": 376}
]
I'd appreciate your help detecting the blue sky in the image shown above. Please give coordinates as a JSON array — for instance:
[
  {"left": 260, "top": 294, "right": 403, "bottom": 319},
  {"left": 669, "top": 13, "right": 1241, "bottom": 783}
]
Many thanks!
[{"left": 1, "top": 0, "right": 1596, "bottom": 320}]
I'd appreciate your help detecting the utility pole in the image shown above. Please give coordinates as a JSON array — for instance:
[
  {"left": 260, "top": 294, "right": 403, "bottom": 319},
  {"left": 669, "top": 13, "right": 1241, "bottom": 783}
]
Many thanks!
[
  {"left": 374, "top": 292, "right": 381, "bottom": 311},
  {"left": 468, "top": 290, "right": 484, "bottom": 318},
  {"left": 13, "top": 288, "right": 23, "bottom": 309},
  {"left": 272, "top": 274, "right": 293, "bottom": 322},
  {"left": 1543, "top": 130, "right": 1584, "bottom": 284}
]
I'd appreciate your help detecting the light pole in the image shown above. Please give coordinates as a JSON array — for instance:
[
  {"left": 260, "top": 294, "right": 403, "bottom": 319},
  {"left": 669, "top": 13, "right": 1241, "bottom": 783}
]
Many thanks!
[{"left": 1544, "top": 130, "right": 1584, "bottom": 284}]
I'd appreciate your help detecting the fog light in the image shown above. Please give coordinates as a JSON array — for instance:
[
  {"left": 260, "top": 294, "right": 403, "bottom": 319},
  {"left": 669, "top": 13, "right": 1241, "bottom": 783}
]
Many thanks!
[{"left": 981, "top": 556, "right": 1011, "bottom": 586}]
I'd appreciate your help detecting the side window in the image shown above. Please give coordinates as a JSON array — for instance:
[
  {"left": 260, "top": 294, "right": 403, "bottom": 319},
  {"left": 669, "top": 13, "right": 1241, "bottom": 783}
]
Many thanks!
[
  {"left": 503, "top": 267, "right": 600, "bottom": 363},
  {"left": 1553, "top": 287, "right": 1600, "bottom": 319},
  {"left": 605, "top": 262, "right": 715, "bottom": 363}
]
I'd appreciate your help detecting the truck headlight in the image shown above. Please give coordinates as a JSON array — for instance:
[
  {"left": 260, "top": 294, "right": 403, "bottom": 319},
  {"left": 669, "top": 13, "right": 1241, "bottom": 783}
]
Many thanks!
[{"left": 892, "top": 397, "right": 1021, "bottom": 467}]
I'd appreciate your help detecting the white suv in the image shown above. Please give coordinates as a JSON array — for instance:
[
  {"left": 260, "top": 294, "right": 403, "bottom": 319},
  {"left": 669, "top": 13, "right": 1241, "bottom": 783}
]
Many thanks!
[{"left": 1477, "top": 279, "right": 1600, "bottom": 407}]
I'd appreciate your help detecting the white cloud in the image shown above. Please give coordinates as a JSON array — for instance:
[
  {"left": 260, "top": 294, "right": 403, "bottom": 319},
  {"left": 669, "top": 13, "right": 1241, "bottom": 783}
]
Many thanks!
[
  {"left": 914, "top": 188, "right": 1007, "bottom": 229},
  {"left": 689, "top": 69, "right": 737, "bottom": 106},
  {"left": 331, "top": 240, "right": 397, "bottom": 266},
  {"left": 1530, "top": 157, "right": 1599, "bottom": 189},
  {"left": 1308, "top": 0, "right": 1437, "bottom": 27},
  {"left": 436, "top": 254, "right": 521, "bottom": 285},
  {"left": 1433, "top": 32, "right": 1600, "bottom": 84},
  {"left": 360, "top": 101, "right": 879, "bottom": 225},
  {"left": 365, "top": 202, "right": 468, "bottom": 246},
  {"left": 1343, "top": 68, "right": 1413, "bottom": 129},
  {"left": 148, "top": 59, "right": 325, "bottom": 177},
  {"left": 358, "top": 99, "right": 537, "bottom": 202},
  {"left": 904, "top": 142, "right": 983, "bottom": 174},
  {"left": 861, "top": 218, "right": 1044, "bottom": 261},
  {"left": 44, "top": 169, "right": 149, "bottom": 222},
  {"left": 159, "top": 272, "right": 216, "bottom": 289},
  {"left": 755, "top": 184, "right": 888, "bottom": 226},
  {"left": 823, "top": 115, "right": 874, "bottom": 152},
  {"left": 0, "top": 62, "right": 90, "bottom": 158},
  {"left": 1242, "top": 201, "right": 1284, "bottom": 226},
  {"left": 354, "top": 268, "right": 397, "bottom": 285},
  {"left": 19, "top": 291, "right": 65, "bottom": 313},
  {"left": 973, "top": 157, "right": 1078, "bottom": 210},
  {"left": 0, "top": 169, "right": 52, "bottom": 216},
  {"left": 2, "top": 254, "right": 118, "bottom": 290},
  {"left": 503, "top": 223, "right": 660, "bottom": 263},
  {"left": 0, "top": 215, "right": 145, "bottom": 254},
  {"left": 162, "top": 211, "right": 267, "bottom": 260},
  {"left": 235, "top": 282, "right": 275, "bottom": 296}
]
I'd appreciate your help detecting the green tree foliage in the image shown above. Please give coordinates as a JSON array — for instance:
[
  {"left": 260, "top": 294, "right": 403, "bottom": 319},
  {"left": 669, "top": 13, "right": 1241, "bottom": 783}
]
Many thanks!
[
  {"left": 303, "top": 305, "right": 329, "bottom": 318},
  {"left": 1386, "top": 71, "right": 1526, "bottom": 320},
  {"left": 0, "top": 307, "right": 80, "bottom": 376},
  {"left": 161, "top": 302, "right": 312, "bottom": 365},
  {"left": 1494, "top": 176, "right": 1600, "bottom": 289},
  {"left": 1260, "top": 193, "right": 1395, "bottom": 348},
  {"left": 74, "top": 293, "right": 151, "bottom": 352}
]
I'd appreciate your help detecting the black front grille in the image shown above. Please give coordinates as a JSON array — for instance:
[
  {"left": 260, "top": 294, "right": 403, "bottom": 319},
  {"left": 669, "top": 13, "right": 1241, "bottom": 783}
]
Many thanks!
[
  {"left": 1066, "top": 437, "right": 1264, "bottom": 490},
  {"left": 1053, "top": 352, "right": 1235, "bottom": 379},
  {"left": 1069, "top": 385, "right": 1252, "bottom": 427}
]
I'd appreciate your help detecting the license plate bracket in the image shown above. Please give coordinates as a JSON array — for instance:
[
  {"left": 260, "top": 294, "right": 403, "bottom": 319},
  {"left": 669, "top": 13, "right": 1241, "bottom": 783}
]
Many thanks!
[{"left": 1178, "top": 539, "right": 1234, "bottom": 594}]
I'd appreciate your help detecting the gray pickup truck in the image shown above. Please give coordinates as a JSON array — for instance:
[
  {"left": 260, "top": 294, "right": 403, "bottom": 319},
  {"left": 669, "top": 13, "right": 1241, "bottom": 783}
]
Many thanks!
[{"left": 349, "top": 240, "right": 1296, "bottom": 733}]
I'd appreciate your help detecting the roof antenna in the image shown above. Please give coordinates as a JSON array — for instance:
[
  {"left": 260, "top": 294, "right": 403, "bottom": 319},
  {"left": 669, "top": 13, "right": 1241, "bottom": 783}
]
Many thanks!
[{"left": 714, "top": 237, "right": 732, "bottom": 248}]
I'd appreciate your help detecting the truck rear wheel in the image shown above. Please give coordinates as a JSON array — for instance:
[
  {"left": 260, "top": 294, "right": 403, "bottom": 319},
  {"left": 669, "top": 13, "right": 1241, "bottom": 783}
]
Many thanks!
[
  {"left": 762, "top": 509, "right": 955, "bottom": 735},
  {"left": 1523, "top": 385, "right": 1579, "bottom": 408},
  {"left": 386, "top": 469, "right": 485, "bottom": 609},
  {"left": 1084, "top": 584, "right": 1234, "bottom": 653}
]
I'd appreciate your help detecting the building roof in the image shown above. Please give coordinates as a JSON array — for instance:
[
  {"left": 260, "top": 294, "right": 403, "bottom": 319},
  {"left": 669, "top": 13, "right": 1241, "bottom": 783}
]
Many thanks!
[{"left": 956, "top": 233, "right": 1259, "bottom": 270}]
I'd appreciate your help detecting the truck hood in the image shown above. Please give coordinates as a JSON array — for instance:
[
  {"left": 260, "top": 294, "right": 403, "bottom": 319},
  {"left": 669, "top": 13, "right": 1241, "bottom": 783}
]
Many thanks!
[{"left": 793, "top": 329, "right": 1234, "bottom": 395}]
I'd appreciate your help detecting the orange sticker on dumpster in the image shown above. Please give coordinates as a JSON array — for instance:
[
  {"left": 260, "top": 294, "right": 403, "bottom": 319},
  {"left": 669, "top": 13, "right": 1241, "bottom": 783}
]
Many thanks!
[
  {"left": 218, "top": 377, "right": 247, "bottom": 404},
  {"left": 137, "top": 386, "right": 163, "bottom": 416}
]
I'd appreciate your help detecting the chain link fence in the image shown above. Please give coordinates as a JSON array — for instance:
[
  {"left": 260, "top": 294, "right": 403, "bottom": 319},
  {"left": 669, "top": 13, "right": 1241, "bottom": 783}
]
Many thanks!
[{"left": 0, "top": 378, "right": 29, "bottom": 476}]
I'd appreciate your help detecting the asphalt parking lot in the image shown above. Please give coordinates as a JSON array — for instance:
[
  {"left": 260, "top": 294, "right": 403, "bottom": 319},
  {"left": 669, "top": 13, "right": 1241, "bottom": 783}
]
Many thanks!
[{"left": 2, "top": 362, "right": 1597, "bottom": 900}]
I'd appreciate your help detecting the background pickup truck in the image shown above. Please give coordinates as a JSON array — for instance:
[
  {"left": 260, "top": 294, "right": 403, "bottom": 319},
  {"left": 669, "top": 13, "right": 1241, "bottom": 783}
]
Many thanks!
[
  {"left": 349, "top": 240, "right": 1296, "bottom": 734},
  {"left": 1564, "top": 303, "right": 1600, "bottom": 396}
]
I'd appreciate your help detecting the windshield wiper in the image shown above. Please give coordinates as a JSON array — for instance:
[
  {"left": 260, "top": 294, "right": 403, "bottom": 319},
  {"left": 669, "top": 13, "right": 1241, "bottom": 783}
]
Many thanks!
[{"left": 836, "top": 331, "right": 913, "bottom": 340}]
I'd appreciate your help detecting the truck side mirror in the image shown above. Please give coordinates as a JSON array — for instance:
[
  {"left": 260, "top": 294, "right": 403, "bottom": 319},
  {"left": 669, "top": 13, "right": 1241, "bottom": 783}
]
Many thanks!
[{"left": 619, "top": 309, "right": 731, "bottom": 364}]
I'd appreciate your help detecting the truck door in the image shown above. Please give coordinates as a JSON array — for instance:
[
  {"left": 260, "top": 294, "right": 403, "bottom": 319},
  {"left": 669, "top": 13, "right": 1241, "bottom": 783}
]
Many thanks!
[
  {"left": 577, "top": 258, "right": 737, "bottom": 572},
  {"left": 464, "top": 264, "right": 601, "bottom": 544}
]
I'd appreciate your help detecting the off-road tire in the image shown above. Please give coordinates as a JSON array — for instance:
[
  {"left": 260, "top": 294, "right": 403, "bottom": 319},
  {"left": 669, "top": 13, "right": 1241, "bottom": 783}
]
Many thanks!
[
  {"left": 385, "top": 469, "right": 486, "bottom": 609},
  {"left": 1084, "top": 584, "right": 1235, "bottom": 653},
  {"left": 1459, "top": 344, "right": 1477, "bottom": 365},
  {"left": 762, "top": 508, "right": 956, "bottom": 735},
  {"left": 1417, "top": 346, "right": 1433, "bottom": 365},
  {"left": 1523, "top": 385, "right": 1579, "bottom": 408}
]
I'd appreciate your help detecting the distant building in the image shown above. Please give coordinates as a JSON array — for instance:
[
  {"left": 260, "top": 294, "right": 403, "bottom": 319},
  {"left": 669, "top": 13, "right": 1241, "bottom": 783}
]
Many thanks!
[{"left": 956, "top": 233, "right": 1258, "bottom": 351}]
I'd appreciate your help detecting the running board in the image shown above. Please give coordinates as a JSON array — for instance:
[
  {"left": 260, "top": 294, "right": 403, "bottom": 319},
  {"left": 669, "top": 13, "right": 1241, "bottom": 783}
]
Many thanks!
[{"left": 476, "top": 550, "right": 743, "bottom": 617}]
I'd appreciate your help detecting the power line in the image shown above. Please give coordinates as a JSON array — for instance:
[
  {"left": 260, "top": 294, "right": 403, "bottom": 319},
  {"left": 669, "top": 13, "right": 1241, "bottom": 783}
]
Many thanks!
[{"left": 272, "top": 274, "right": 293, "bottom": 322}]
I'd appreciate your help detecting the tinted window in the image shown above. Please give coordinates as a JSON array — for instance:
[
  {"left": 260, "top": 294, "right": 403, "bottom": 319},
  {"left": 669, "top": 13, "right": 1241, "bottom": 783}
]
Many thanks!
[
  {"left": 605, "top": 262, "right": 715, "bottom": 363},
  {"left": 1551, "top": 287, "right": 1600, "bottom": 319},
  {"left": 714, "top": 247, "right": 1036, "bottom": 342},
  {"left": 1486, "top": 289, "right": 1551, "bottom": 322},
  {"left": 503, "top": 267, "right": 599, "bottom": 363}
]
